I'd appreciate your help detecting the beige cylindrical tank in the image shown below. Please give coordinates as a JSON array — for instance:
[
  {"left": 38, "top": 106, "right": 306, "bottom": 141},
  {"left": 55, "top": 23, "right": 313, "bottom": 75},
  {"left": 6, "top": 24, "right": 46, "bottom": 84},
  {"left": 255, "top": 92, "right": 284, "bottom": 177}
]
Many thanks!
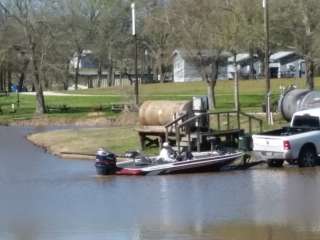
[{"left": 139, "top": 101, "right": 192, "bottom": 126}]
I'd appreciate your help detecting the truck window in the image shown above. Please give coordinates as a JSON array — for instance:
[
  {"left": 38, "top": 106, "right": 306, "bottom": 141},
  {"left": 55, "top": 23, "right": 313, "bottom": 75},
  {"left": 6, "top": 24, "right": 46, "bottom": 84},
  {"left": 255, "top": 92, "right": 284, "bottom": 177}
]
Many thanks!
[{"left": 292, "top": 115, "right": 320, "bottom": 128}]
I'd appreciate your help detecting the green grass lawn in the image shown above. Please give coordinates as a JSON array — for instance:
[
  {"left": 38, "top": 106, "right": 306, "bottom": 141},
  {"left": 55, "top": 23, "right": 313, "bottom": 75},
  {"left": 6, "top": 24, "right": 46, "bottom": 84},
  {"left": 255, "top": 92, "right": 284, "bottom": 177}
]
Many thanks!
[
  {"left": 0, "top": 77, "right": 316, "bottom": 124},
  {"left": 22, "top": 77, "right": 314, "bottom": 156}
]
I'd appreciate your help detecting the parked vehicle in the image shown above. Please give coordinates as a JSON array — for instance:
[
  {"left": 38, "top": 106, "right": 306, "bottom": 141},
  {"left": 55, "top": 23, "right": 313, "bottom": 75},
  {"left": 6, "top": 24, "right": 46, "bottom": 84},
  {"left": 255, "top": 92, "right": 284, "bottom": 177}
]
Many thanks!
[{"left": 252, "top": 108, "right": 320, "bottom": 167}]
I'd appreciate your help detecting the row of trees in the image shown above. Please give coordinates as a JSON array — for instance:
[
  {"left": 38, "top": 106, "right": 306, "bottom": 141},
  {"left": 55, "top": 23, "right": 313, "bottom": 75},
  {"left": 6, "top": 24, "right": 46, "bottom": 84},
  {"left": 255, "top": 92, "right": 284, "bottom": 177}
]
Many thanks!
[{"left": 0, "top": 0, "right": 320, "bottom": 114}]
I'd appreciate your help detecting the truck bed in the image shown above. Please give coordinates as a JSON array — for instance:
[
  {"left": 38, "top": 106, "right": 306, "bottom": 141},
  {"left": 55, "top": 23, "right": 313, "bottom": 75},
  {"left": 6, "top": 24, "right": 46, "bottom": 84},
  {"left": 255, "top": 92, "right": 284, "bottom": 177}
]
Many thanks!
[{"left": 259, "top": 127, "right": 316, "bottom": 136}]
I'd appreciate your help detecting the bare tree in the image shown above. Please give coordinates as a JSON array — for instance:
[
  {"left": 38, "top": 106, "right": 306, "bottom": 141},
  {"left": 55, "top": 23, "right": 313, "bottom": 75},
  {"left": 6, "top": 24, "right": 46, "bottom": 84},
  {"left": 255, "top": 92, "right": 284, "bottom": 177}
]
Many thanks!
[
  {"left": 142, "top": 1, "right": 173, "bottom": 83},
  {"left": 271, "top": 0, "right": 320, "bottom": 90},
  {"left": 93, "top": 0, "right": 130, "bottom": 87},
  {"left": 168, "top": 0, "right": 228, "bottom": 109},
  {"left": 58, "top": 0, "right": 101, "bottom": 90},
  {"left": 0, "top": 0, "right": 55, "bottom": 113}
]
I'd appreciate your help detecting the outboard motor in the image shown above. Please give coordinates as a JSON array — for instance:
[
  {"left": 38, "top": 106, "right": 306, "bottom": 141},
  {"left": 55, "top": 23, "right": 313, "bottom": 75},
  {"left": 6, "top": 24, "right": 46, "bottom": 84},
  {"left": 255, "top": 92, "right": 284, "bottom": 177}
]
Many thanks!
[{"left": 95, "top": 148, "right": 117, "bottom": 175}]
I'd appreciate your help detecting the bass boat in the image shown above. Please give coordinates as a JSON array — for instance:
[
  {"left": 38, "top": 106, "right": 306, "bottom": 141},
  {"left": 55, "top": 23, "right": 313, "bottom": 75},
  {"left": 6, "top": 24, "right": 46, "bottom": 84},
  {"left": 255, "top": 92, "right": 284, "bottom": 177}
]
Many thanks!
[{"left": 95, "top": 149, "right": 243, "bottom": 176}]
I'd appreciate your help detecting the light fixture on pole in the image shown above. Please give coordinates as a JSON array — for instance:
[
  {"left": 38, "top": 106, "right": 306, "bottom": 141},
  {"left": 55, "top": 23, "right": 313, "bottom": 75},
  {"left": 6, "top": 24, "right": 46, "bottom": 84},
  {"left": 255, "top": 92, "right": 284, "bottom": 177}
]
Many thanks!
[{"left": 131, "top": 2, "right": 139, "bottom": 106}]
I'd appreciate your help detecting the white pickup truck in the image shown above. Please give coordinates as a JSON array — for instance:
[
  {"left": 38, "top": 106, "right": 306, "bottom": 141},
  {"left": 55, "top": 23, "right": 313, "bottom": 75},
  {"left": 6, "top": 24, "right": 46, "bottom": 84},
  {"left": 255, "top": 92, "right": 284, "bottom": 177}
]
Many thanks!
[{"left": 252, "top": 108, "right": 320, "bottom": 168}]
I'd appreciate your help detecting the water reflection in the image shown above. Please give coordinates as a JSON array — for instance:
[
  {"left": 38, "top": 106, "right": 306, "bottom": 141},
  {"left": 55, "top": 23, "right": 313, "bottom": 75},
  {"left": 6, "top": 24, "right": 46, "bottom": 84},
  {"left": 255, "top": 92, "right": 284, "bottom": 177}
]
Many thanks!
[{"left": 2, "top": 126, "right": 320, "bottom": 239}]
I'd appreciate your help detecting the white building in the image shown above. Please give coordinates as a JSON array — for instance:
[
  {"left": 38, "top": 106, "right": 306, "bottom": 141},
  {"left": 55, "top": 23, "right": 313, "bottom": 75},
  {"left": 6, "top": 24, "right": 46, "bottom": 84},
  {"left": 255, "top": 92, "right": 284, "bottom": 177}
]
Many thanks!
[
  {"left": 173, "top": 49, "right": 305, "bottom": 82},
  {"left": 70, "top": 50, "right": 98, "bottom": 70},
  {"left": 269, "top": 51, "right": 305, "bottom": 78},
  {"left": 227, "top": 53, "right": 261, "bottom": 79},
  {"left": 172, "top": 50, "right": 229, "bottom": 83}
]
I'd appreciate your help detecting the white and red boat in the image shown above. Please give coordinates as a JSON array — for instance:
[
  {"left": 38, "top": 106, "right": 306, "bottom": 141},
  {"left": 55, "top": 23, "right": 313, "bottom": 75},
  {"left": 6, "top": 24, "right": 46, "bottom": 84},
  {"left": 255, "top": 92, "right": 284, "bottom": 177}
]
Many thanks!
[{"left": 95, "top": 150, "right": 243, "bottom": 176}]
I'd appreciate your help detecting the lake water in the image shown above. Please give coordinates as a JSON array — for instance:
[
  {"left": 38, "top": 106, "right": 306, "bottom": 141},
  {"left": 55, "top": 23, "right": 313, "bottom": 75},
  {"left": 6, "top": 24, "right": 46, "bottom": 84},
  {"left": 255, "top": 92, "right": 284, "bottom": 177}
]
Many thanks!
[{"left": 1, "top": 126, "right": 320, "bottom": 240}]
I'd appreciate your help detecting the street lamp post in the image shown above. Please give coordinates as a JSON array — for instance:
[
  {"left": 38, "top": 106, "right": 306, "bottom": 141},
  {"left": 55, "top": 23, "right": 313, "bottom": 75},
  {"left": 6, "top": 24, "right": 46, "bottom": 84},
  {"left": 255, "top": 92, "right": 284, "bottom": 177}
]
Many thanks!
[
  {"left": 263, "top": 0, "right": 271, "bottom": 124},
  {"left": 131, "top": 2, "right": 139, "bottom": 106}
]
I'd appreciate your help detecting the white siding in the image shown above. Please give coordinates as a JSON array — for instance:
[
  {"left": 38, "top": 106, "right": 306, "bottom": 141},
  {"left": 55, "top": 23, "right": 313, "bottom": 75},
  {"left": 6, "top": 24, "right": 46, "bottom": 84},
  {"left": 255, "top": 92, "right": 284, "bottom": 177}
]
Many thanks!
[
  {"left": 173, "top": 50, "right": 229, "bottom": 82},
  {"left": 173, "top": 54, "right": 185, "bottom": 82},
  {"left": 184, "top": 61, "right": 202, "bottom": 82}
]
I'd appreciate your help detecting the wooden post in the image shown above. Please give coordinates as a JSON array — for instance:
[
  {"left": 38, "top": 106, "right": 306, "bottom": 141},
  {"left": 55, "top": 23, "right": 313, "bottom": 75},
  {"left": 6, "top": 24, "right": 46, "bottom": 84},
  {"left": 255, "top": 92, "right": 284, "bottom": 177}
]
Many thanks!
[
  {"left": 176, "top": 127, "right": 181, "bottom": 154},
  {"left": 227, "top": 112, "right": 230, "bottom": 130},
  {"left": 165, "top": 127, "right": 168, "bottom": 142},
  {"left": 139, "top": 133, "right": 145, "bottom": 150},
  {"left": 197, "top": 127, "right": 201, "bottom": 152},
  {"left": 188, "top": 130, "right": 191, "bottom": 151}
]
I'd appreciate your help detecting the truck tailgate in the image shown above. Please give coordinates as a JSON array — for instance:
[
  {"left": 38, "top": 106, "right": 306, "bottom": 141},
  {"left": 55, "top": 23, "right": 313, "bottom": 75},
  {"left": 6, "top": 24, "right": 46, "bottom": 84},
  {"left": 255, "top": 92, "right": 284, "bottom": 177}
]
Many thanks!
[{"left": 253, "top": 135, "right": 284, "bottom": 152}]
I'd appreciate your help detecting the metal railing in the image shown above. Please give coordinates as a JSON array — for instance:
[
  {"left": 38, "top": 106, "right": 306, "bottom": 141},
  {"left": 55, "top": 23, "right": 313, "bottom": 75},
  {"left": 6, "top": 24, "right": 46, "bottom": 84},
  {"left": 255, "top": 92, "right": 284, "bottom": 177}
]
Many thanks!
[
  {"left": 164, "top": 112, "right": 189, "bottom": 142},
  {"left": 174, "top": 111, "right": 264, "bottom": 153}
]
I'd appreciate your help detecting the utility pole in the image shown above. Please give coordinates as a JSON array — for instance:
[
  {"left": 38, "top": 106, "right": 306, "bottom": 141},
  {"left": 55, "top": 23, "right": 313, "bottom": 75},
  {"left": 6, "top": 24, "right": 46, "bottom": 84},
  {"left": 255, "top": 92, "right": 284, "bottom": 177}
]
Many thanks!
[
  {"left": 263, "top": 0, "right": 271, "bottom": 124},
  {"left": 131, "top": 2, "right": 139, "bottom": 106}
]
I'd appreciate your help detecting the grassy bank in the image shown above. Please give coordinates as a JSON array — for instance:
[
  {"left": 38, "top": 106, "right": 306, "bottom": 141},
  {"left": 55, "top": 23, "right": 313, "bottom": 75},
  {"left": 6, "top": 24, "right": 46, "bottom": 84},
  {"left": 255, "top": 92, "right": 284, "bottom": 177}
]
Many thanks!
[
  {"left": 15, "top": 77, "right": 314, "bottom": 158},
  {"left": 27, "top": 127, "right": 144, "bottom": 159},
  {"left": 27, "top": 112, "right": 287, "bottom": 159},
  {"left": 0, "top": 77, "right": 316, "bottom": 124}
]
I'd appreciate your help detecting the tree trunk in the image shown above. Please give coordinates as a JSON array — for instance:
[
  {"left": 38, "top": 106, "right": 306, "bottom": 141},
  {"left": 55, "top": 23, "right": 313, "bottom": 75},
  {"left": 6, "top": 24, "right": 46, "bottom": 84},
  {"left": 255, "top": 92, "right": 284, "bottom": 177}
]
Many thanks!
[
  {"left": 198, "top": 58, "right": 218, "bottom": 110},
  {"left": 43, "top": 71, "right": 49, "bottom": 90},
  {"left": 256, "top": 49, "right": 265, "bottom": 78},
  {"left": 207, "top": 82, "right": 216, "bottom": 110},
  {"left": 63, "top": 61, "right": 69, "bottom": 91},
  {"left": 30, "top": 42, "right": 46, "bottom": 114},
  {"left": 97, "top": 59, "right": 103, "bottom": 88},
  {"left": 0, "top": 66, "right": 3, "bottom": 91},
  {"left": 249, "top": 48, "right": 255, "bottom": 79},
  {"left": 107, "top": 52, "right": 113, "bottom": 87},
  {"left": 153, "top": 64, "right": 158, "bottom": 81},
  {"left": 305, "top": 56, "right": 314, "bottom": 90},
  {"left": 75, "top": 49, "right": 82, "bottom": 91},
  {"left": 208, "top": 60, "right": 219, "bottom": 110},
  {"left": 7, "top": 67, "right": 12, "bottom": 93},
  {"left": 160, "top": 64, "right": 167, "bottom": 83},
  {"left": 18, "top": 72, "right": 25, "bottom": 92},
  {"left": 159, "top": 49, "right": 165, "bottom": 83},
  {"left": 233, "top": 53, "right": 240, "bottom": 111},
  {"left": 108, "top": 63, "right": 113, "bottom": 87},
  {"left": 3, "top": 68, "right": 7, "bottom": 92}
]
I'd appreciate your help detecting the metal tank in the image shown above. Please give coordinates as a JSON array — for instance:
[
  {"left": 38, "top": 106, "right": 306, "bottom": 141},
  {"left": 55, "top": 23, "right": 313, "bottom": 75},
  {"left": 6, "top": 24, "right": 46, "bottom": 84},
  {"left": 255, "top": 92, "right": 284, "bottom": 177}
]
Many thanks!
[
  {"left": 139, "top": 100, "right": 193, "bottom": 126},
  {"left": 279, "top": 88, "right": 320, "bottom": 121}
]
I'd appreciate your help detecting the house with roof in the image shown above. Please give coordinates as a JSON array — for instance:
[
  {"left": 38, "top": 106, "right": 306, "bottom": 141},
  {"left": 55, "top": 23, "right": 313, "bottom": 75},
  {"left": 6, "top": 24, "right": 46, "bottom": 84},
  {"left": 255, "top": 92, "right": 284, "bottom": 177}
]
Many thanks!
[
  {"left": 70, "top": 50, "right": 98, "bottom": 70},
  {"left": 269, "top": 51, "right": 305, "bottom": 78},
  {"left": 173, "top": 49, "right": 305, "bottom": 82},
  {"left": 172, "top": 49, "right": 229, "bottom": 82},
  {"left": 227, "top": 53, "right": 261, "bottom": 79},
  {"left": 69, "top": 50, "right": 110, "bottom": 89}
]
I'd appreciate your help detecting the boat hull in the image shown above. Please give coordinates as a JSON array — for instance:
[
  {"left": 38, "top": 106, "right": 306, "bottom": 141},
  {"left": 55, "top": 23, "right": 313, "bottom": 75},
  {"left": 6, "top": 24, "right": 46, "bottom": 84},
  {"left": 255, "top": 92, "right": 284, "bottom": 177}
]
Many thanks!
[{"left": 95, "top": 162, "right": 117, "bottom": 175}]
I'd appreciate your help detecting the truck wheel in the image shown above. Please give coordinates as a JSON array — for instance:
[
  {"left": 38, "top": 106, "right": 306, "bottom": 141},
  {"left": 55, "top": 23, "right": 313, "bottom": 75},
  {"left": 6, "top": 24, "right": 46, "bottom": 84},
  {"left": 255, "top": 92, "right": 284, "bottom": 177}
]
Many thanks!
[
  {"left": 267, "top": 159, "right": 284, "bottom": 168},
  {"left": 298, "top": 147, "right": 317, "bottom": 168}
]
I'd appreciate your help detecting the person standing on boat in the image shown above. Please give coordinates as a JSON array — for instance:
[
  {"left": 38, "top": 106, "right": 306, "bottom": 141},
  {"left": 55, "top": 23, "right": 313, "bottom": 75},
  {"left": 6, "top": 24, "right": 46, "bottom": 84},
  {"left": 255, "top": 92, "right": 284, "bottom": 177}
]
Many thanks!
[{"left": 158, "top": 142, "right": 176, "bottom": 162}]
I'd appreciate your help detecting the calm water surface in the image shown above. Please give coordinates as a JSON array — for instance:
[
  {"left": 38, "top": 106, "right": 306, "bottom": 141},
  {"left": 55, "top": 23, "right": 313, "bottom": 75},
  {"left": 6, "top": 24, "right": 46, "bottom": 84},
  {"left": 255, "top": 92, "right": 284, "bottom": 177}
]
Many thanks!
[{"left": 1, "top": 126, "right": 320, "bottom": 240}]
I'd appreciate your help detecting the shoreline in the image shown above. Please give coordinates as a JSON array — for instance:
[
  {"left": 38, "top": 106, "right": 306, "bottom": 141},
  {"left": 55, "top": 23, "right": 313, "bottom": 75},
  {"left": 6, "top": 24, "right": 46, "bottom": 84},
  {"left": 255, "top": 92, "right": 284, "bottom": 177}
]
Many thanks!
[
  {"left": 7, "top": 110, "right": 281, "bottom": 161},
  {"left": 26, "top": 134, "right": 97, "bottom": 160},
  {"left": 4, "top": 112, "right": 140, "bottom": 160},
  {"left": 26, "top": 125, "right": 141, "bottom": 161}
]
